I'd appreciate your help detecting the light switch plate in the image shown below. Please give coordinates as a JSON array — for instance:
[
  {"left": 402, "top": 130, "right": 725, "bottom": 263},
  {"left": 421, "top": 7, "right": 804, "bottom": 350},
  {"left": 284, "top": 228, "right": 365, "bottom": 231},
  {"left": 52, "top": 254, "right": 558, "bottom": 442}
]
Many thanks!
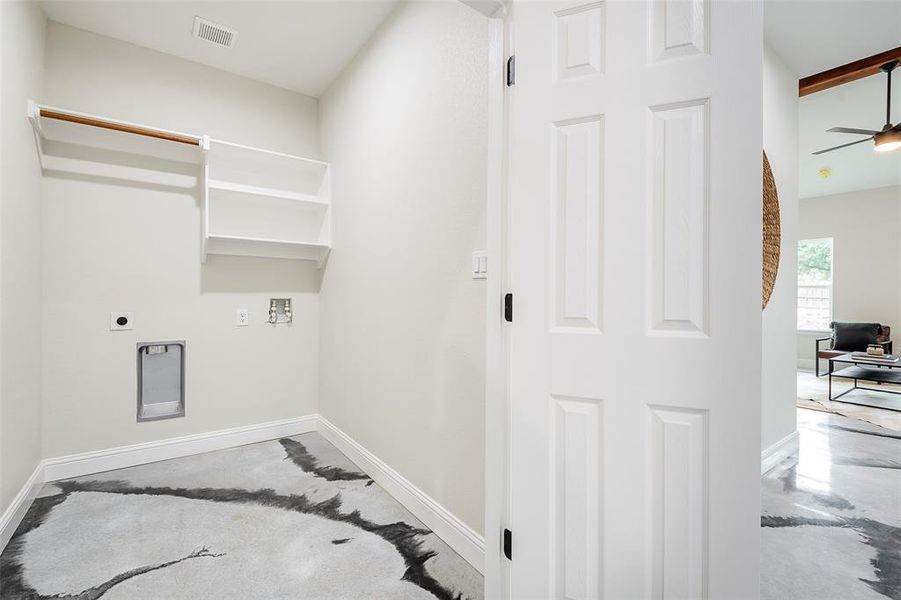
[
  {"left": 471, "top": 251, "right": 487, "bottom": 279},
  {"left": 236, "top": 308, "right": 249, "bottom": 327},
  {"left": 110, "top": 312, "right": 134, "bottom": 331}
]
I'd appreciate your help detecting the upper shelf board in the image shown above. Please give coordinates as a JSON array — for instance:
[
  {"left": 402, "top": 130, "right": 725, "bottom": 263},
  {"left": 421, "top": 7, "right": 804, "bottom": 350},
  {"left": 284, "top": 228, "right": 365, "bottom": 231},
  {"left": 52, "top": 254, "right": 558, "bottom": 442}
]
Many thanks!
[
  {"left": 206, "top": 138, "right": 329, "bottom": 196},
  {"left": 207, "top": 138, "right": 328, "bottom": 169},
  {"left": 207, "top": 179, "right": 330, "bottom": 206},
  {"left": 28, "top": 101, "right": 203, "bottom": 165}
]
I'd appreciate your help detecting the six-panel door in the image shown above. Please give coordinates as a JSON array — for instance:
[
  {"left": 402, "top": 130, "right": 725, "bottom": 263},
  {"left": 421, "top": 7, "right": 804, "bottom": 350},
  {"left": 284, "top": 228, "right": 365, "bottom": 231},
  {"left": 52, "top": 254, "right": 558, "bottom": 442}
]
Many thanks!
[{"left": 509, "top": 1, "right": 763, "bottom": 598}]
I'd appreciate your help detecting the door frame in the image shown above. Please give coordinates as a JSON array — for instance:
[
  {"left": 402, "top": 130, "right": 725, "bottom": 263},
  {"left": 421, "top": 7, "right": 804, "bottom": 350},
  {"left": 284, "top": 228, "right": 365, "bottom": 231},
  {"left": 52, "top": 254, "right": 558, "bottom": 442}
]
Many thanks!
[
  {"left": 483, "top": 6, "right": 512, "bottom": 600},
  {"left": 457, "top": 0, "right": 512, "bottom": 597},
  {"left": 451, "top": 2, "right": 512, "bottom": 595}
]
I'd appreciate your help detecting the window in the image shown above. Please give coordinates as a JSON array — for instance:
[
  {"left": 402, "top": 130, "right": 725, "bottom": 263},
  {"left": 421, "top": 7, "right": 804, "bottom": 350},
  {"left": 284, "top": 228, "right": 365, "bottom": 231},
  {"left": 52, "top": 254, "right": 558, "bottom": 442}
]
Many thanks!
[{"left": 798, "top": 238, "right": 833, "bottom": 331}]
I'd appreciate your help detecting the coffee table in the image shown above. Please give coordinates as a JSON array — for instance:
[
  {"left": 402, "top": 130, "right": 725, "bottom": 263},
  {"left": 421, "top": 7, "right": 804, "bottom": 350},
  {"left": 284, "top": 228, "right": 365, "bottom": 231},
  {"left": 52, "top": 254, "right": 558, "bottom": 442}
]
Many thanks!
[{"left": 828, "top": 354, "right": 901, "bottom": 412}]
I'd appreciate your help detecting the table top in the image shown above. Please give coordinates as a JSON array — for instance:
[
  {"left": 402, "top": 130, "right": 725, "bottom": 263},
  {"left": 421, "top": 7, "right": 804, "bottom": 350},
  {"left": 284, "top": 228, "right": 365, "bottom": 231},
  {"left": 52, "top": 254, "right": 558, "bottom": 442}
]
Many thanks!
[{"left": 830, "top": 353, "right": 901, "bottom": 368}]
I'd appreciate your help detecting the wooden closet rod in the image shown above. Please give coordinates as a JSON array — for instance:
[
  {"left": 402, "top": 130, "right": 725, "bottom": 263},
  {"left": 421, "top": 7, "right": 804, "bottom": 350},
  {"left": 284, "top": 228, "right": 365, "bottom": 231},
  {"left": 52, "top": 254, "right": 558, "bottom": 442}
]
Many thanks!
[{"left": 39, "top": 109, "right": 201, "bottom": 146}]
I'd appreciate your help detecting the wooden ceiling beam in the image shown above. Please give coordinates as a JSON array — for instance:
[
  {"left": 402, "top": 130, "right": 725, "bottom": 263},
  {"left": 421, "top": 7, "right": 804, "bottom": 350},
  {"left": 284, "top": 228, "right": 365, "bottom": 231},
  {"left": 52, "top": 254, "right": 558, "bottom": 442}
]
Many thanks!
[{"left": 799, "top": 46, "right": 901, "bottom": 97}]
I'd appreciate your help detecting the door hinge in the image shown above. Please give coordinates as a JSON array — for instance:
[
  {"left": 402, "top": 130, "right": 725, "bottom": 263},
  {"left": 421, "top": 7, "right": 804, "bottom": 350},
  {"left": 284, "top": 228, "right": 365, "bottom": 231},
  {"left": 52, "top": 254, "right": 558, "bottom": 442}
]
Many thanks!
[
  {"left": 503, "top": 528, "right": 512, "bottom": 560},
  {"left": 506, "top": 55, "right": 515, "bottom": 86},
  {"left": 504, "top": 293, "right": 513, "bottom": 322}
]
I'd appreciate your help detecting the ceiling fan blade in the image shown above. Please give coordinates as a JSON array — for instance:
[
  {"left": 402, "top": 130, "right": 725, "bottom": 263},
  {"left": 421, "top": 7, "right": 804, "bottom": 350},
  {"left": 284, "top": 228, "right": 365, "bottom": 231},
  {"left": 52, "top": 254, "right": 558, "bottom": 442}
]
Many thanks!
[
  {"left": 812, "top": 137, "right": 873, "bottom": 155},
  {"left": 827, "top": 126, "right": 881, "bottom": 135}
]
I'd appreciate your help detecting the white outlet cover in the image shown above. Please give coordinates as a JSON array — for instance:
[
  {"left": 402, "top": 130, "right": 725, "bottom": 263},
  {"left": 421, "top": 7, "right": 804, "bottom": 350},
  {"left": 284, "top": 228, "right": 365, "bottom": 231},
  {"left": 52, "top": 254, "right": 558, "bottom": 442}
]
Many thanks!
[
  {"left": 471, "top": 251, "right": 487, "bottom": 279},
  {"left": 236, "top": 308, "right": 249, "bottom": 327},
  {"left": 110, "top": 312, "right": 134, "bottom": 331}
]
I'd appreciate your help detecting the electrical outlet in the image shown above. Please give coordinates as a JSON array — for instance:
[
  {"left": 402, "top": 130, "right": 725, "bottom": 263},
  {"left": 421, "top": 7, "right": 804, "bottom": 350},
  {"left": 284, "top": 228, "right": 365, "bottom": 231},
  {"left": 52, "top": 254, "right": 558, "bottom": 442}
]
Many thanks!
[
  {"left": 236, "top": 308, "right": 249, "bottom": 327},
  {"left": 110, "top": 312, "right": 134, "bottom": 331}
]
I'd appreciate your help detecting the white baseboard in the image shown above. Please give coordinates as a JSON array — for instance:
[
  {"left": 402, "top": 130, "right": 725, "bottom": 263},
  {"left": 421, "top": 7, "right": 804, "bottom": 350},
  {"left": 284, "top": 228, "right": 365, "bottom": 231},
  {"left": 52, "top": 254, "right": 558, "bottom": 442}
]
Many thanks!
[
  {"left": 317, "top": 416, "right": 485, "bottom": 574},
  {"left": 798, "top": 358, "right": 816, "bottom": 372},
  {"left": 4, "top": 413, "right": 484, "bottom": 575},
  {"left": 0, "top": 461, "right": 45, "bottom": 552},
  {"left": 43, "top": 415, "right": 318, "bottom": 482},
  {"left": 2, "top": 415, "right": 317, "bottom": 551},
  {"left": 761, "top": 430, "right": 799, "bottom": 474}
]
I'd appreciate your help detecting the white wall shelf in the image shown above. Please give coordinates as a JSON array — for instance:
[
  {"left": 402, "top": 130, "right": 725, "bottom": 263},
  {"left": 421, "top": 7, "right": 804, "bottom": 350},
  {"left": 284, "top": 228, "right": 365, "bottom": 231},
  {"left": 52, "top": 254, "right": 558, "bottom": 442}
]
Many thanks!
[
  {"left": 205, "top": 236, "right": 330, "bottom": 263},
  {"left": 202, "top": 138, "right": 331, "bottom": 266},
  {"left": 206, "top": 179, "right": 329, "bottom": 206},
  {"left": 28, "top": 101, "right": 202, "bottom": 164},
  {"left": 28, "top": 101, "right": 332, "bottom": 267}
]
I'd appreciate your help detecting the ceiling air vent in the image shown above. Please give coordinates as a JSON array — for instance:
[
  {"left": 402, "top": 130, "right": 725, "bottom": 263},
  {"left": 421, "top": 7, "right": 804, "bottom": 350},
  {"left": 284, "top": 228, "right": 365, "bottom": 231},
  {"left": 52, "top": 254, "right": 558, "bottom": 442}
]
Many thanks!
[{"left": 192, "top": 16, "right": 236, "bottom": 49}]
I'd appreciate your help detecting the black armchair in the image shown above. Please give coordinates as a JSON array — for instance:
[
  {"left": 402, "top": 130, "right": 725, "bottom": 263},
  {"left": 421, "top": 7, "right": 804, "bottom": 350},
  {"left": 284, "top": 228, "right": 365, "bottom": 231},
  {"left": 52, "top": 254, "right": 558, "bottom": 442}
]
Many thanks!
[{"left": 815, "top": 322, "right": 893, "bottom": 377}]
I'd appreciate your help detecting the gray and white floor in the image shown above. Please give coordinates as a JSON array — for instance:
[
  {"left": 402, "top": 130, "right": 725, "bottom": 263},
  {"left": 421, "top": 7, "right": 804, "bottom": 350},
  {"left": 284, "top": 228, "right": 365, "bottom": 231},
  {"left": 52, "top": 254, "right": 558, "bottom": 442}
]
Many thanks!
[
  {"left": 0, "top": 433, "right": 483, "bottom": 600},
  {"left": 797, "top": 369, "right": 901, "bottom": 431},
  {"left": 3, "top": 407, "right": 897, "bottom": 600},
  {"left": 762, "top": 408, "right": 901, "bottom": 600}
]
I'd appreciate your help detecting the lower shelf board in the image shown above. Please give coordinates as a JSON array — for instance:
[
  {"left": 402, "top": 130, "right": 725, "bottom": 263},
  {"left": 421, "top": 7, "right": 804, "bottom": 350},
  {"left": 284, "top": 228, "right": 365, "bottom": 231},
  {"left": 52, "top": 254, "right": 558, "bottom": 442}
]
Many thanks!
[{"left": 204, "top": 234, "right": 330, "bottom": 265}]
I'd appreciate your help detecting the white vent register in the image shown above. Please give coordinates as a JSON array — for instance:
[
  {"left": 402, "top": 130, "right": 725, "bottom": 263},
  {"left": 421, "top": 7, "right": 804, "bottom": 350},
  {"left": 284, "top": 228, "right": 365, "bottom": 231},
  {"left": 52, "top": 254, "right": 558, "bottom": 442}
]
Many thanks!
[
  {"left": 192, "top": 16, "right": 236, "bottom": 48},
  {"left": 27, "top": 101, "right": 331, "bottom": 266}
]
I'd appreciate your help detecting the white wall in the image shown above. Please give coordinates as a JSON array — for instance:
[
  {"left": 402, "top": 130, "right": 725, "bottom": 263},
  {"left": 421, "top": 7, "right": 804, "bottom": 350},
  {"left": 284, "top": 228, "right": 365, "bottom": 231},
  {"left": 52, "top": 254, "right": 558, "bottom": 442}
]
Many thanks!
[
  {"left": 1, "top": 0, "right": 46, "bottom": 513},
  {"left": 40, "top": 23, "right": 321, "bottom": 458},
  {"left": 318, "top": 1, "right": 488, "bottom": 534},
  {"left": 761, "top": 44, "right": 799, "bottom": 452},
  {"left": 0, "top": 0, "right": 46, "bottom": 514},
  {"left": 797, "top": 185, "right": 901, "bottom": 369}
]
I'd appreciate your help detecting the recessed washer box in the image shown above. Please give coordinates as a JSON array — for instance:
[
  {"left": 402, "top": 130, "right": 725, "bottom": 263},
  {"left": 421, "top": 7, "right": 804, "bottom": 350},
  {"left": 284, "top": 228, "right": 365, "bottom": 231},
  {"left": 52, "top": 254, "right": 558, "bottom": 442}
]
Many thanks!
[{"left": 137, "top": 341, "right": 185, "bottom": 422}]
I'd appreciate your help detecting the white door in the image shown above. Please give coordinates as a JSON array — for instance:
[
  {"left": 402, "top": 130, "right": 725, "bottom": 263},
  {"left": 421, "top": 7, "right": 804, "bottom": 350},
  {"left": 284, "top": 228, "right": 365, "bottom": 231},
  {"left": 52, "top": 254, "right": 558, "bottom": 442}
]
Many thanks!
[{"left": 508, "top": 0, "right": 763, "bottom": 598}]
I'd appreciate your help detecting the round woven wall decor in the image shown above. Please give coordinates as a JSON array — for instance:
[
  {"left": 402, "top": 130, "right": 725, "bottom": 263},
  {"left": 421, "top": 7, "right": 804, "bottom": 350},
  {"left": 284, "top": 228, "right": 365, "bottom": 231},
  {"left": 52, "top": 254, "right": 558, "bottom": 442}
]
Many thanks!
[{"left": 762, "top": 151, "right": 781, "bottom": 310}]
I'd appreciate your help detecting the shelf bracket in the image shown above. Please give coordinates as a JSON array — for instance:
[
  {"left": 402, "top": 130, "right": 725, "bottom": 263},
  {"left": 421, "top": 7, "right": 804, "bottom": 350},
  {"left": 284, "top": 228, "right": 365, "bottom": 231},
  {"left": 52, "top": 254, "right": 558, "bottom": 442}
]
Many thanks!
[{"left": 316, "top": 247, "right": 331, "bottom": 269}]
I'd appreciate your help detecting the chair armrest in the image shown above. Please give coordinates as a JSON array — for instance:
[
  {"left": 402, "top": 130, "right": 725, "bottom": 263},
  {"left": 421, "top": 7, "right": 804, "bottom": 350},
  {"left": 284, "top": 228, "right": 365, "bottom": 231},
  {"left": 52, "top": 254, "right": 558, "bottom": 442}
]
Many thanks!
[
  {"left": 880, "top": 340, "right": 893, "bottom": 354},
  {"left": 815, "top": 337, "right": 834, "bottom": 352}
]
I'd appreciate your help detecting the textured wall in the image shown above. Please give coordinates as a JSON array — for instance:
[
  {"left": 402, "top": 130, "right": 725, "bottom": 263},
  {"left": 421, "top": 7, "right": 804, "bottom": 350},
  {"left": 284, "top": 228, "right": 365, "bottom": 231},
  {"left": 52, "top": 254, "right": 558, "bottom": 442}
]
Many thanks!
[
  {"left": 0, "top": 0, "right": 46, "bottom": 513},
  {"left": 761, "top": 44, "right": 800, "bottom": 452},
  {"left": 319, "top": 1, "right": 488, "bottom": 534}
]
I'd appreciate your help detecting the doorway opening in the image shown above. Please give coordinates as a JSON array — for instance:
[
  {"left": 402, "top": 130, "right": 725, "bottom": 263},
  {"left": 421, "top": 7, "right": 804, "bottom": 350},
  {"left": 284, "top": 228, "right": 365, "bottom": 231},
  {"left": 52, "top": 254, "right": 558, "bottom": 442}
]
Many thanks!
[{"left": 762, "top": 2, "right": 900, "bottom": 598}]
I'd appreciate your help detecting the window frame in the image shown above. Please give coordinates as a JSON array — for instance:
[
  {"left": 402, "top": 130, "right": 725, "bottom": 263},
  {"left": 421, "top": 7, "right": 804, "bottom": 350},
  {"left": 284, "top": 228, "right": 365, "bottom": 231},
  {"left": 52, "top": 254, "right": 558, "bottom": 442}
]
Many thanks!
[{"left": 797, "top": 237, "right": 834, "bottom": 334}]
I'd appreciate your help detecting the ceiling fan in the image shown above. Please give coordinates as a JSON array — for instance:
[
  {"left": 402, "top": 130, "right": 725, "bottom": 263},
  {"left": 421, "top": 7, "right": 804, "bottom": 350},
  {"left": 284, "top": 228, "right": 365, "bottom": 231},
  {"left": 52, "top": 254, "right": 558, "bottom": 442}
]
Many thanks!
[{"left": 813, "top": 60, "right": 901, "bottom": 155}]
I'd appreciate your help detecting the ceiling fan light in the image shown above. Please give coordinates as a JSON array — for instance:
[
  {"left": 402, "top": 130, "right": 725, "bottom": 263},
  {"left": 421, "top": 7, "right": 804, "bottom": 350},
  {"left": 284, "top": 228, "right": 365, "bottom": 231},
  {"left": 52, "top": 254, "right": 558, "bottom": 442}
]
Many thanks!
[
  {"left": 874, "top": 140, "right": 901, "bottom": 153},
  {"left": 873, "top": 129, "right": 901, "bottom": 153}
]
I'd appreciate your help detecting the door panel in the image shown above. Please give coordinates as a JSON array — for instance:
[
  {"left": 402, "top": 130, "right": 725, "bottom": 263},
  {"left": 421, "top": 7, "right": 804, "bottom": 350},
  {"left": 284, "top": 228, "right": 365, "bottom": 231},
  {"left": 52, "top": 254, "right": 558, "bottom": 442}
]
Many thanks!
[
  {"left": 647, "top": 98, "right": 708, "bottom": 336},
  {"left": 553, "top": 395, "right": 603, "bottom": 600},
  {"left": 508, "top": 1, "right": 762, "bottom": 598},
  {"left": 647, "top": 405, "right": 707, "bottom": 599},
  {"left": 552, "top": 115, "right": 604, "bottom": 332}
]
